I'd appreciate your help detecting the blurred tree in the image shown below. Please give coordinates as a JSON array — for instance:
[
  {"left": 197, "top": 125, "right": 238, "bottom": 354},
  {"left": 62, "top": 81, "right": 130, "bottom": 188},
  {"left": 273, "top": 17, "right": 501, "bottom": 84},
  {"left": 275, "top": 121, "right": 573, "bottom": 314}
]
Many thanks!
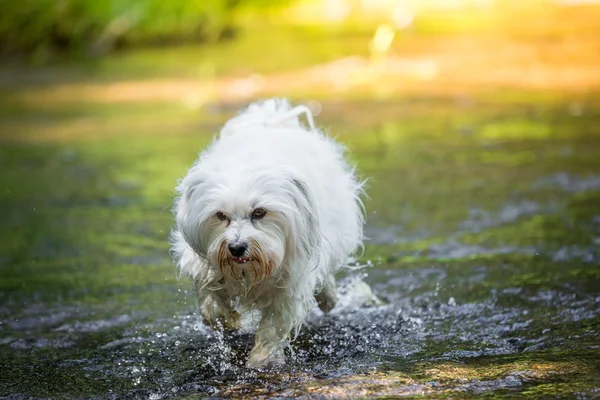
[{"left": 0, "top": 0, "right": 292, "bottom": 60}]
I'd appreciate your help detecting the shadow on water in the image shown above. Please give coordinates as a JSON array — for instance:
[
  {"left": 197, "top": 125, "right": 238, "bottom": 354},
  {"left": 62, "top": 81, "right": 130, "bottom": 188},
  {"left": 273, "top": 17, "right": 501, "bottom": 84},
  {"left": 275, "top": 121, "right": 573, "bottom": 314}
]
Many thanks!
[{"left": 1, "top": 94, "right": 600, "bottom": 398}]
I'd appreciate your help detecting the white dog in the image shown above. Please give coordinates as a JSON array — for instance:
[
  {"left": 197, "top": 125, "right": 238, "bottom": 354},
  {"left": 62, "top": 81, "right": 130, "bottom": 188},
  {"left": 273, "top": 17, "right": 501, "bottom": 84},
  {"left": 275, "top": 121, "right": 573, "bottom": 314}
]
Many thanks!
[{"left": 170, "top": 98, "right": 365, "bottom": 368}]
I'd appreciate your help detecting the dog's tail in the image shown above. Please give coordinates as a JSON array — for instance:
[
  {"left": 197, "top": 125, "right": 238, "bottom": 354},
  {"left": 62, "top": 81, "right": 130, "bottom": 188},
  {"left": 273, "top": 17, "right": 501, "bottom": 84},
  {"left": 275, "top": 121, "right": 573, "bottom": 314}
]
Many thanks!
[{"left": 221, "top": 98, "right": 315, "bottom": 137}]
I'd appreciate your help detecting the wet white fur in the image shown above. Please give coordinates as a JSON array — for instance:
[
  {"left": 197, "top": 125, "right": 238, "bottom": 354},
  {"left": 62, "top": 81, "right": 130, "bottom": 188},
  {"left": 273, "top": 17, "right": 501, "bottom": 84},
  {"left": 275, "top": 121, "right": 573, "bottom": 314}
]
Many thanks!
[{"left": 170, "top": 98, "right": 364, "bottom": 368}]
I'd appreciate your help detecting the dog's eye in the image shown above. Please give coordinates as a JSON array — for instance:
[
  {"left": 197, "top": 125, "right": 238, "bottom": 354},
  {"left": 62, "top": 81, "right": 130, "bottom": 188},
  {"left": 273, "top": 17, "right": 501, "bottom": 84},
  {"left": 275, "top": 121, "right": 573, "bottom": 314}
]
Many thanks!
[
  {"left": 251, "top": 208, "right": 267, "bottom": 220},
  {"left": 216, "top": 211, "right": 227, "bottom": 221}
]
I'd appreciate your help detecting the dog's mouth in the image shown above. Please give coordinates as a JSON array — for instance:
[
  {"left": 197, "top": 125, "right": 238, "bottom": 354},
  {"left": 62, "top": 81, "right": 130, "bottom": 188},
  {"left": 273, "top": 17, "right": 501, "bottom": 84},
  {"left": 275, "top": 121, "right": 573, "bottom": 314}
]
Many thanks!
[{"left": 232, "top": 256, "right": 254, "bottom": 264}]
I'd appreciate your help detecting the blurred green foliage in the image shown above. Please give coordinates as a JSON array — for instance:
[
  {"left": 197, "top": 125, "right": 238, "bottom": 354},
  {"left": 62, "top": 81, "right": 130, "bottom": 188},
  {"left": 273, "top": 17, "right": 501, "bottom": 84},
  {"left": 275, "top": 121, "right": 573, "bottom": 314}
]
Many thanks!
[{"left": 0, "top": 0, "right": 290, "bottom": 59}]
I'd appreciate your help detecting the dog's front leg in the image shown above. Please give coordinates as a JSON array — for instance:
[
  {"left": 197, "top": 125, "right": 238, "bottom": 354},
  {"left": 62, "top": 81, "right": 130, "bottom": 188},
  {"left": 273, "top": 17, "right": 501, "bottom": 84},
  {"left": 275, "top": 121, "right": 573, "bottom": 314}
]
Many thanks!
[
  {"left": 195, "top": 279, "right": 240, "bottom": 332},
  {"left": 246, "top": 298, "right": 293, "bottom": 368},
  {"left": 200, "top": 293, "right": 241, "bottom": 332}
]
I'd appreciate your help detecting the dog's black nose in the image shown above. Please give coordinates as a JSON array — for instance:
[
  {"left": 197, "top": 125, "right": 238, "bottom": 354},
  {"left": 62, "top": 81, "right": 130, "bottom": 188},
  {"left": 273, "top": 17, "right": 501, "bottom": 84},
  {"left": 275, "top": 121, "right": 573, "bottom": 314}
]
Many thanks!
[{"left": 228, "top": 242, "right": 247, "bottom": 257}]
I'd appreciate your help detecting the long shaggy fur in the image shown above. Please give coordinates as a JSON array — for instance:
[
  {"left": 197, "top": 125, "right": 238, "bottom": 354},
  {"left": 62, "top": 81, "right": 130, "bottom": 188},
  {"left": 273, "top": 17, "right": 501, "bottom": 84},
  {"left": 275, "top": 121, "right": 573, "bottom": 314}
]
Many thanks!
[{"left": 170, "top": 98, "right": 365, "bottom": 367}]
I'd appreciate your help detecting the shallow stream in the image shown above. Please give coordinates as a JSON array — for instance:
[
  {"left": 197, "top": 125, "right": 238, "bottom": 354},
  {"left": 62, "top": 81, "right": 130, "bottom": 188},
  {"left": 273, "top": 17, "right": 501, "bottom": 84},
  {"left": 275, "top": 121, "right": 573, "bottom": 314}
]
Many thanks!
[{"left": 1, "top": 95, "right": 599, "bottom": 398}]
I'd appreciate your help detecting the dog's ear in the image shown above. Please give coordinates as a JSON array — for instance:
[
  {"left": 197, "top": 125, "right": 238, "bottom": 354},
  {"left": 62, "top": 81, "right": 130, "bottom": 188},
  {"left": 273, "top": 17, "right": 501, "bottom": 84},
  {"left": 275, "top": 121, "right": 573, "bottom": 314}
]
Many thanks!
[
  {"left": 174, "top": 175, "right": 203, "bottom": 220},
  {"left": 175, "top": 175, "right": 210, "bottom": 258},
  {"left": 286, "top": 176, "right": 321, "bottom": 261},
  {"left": 183, "top": 176, "right": 204, "bottom": 202}
]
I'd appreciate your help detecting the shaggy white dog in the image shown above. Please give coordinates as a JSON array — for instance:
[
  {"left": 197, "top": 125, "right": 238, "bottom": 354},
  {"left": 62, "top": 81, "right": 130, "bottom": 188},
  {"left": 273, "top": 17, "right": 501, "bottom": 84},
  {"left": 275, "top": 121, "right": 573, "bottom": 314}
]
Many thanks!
[{"left": 170, "top": 98, "right": 365, "bottom": 368}]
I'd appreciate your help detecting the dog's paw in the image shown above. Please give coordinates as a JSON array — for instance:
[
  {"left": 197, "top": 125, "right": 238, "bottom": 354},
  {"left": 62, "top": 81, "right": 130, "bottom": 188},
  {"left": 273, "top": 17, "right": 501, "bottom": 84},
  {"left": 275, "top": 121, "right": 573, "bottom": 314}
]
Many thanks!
[
  {"left": 202, "top": 310, "right": 241, "bottom": 333},
  {"left": 315, "top": 284, "right": 338, "bottom": 314},
  {"left": 201, "top": 297, "right": 241, "bottom": 332},
  {"left": 246, "top": 345, "right": 285, "bottom": 369}
]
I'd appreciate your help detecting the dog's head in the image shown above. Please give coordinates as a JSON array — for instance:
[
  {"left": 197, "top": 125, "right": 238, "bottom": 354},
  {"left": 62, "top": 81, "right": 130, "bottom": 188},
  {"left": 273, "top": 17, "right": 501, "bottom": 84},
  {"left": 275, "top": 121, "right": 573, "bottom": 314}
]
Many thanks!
[{"left": 176, "top": 168, "right": 319, "bottom": 285}]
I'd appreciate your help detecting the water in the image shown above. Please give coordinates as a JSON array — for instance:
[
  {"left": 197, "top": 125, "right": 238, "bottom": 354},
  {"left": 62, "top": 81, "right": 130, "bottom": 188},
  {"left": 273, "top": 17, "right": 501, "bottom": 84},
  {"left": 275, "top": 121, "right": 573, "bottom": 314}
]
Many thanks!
[{"left": 1, "top": 94, "right": 599, "bottom": 398}]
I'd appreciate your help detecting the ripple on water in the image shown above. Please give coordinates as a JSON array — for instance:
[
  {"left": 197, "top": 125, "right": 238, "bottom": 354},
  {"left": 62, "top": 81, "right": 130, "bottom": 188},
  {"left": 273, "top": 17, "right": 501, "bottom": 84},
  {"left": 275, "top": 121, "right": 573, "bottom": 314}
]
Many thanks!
[
  {"left": 1, "top": 265, "right": 599, "bottom": 398},
  {"left": 10, "top": 337, "right": 76, "bottom": 349},
  {"left": 535, "top": 173, "right": 600, "bottom": 193},
  {"left": 55, "top": 314, "right": 133, "bottom": 333}
]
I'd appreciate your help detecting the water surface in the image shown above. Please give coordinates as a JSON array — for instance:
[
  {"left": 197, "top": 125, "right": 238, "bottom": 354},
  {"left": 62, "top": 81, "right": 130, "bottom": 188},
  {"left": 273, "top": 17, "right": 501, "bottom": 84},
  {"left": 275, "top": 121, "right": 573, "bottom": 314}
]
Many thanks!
[{"left": 1, "top": 94, "right": 599, "bottom": 398}]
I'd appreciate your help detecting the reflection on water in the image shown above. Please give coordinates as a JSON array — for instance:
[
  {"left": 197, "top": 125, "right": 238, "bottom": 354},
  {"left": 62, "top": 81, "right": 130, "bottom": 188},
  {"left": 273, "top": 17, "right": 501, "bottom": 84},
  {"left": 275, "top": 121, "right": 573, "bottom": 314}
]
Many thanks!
[{"left": 1, "top": 96, "right": 600, "bottom": 398}]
